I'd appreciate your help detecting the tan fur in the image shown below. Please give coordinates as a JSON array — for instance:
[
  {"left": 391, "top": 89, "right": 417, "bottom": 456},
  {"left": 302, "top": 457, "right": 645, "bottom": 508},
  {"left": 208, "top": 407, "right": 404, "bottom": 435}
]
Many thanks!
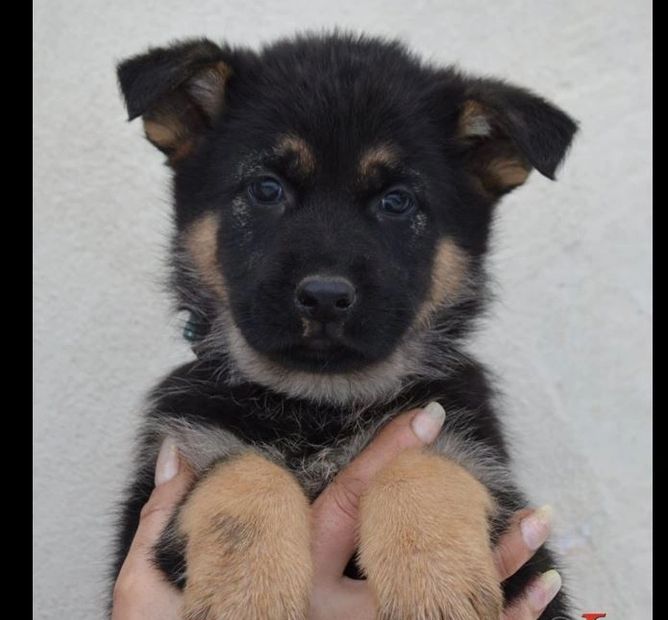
[
  {"left": 142, "top": 61, "right": 231, "bottom": 164},
  {"left": 415, "top": 238, "right": 469, "bottom": 327},
  {"left": 142, "top": 109, "right": 193, "bottom": 163},
  {"left": 359, "top": 144, "right": 399, "bottom": 177},
  {"left": 184, "top": 213, "right": 227, "bottom": 301},
  {"left": 457, "top": 100, "right": 492, "bottom": 138},
  {"left": 359, "top": 449, "right": 502, "bottom": 620},
  {"left": 144, "top": 112, "right": 195, "bottom": 164},
  {"left": 487, "top": 157, "right": 530, "bottom": 189},
  {"left": 275, "top": 135, "right": 316, "bottom": 177},
  {"left": 458, "top": 102, "right": 532, "bottom": 194},
  {"left": 186, "top": 61, "right": 232, "bottom": 119},
  {"left": 179, "top": 453, "right": 312, "bottom": 620},
  {"left": 144, "top": 117, "right": 181, "bottom": 149},
  {"left": 224, "top": 319, "right": 424, "bottom": 405}
]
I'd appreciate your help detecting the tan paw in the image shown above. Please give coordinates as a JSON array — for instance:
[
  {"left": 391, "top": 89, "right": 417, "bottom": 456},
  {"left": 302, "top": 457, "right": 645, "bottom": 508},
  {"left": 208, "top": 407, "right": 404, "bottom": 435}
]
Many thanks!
[
  {"left": 179, "top": 453, "right": 312, "bottom": 620},
  {"left": 359, "top": 449, "right": 502, "bottom": 620}
]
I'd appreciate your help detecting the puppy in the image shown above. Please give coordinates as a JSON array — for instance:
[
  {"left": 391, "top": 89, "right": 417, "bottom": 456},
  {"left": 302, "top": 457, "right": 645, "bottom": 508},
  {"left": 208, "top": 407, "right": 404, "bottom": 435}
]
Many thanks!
[{"left": 113, "top": 32, "right": 577, "bottom": 619}]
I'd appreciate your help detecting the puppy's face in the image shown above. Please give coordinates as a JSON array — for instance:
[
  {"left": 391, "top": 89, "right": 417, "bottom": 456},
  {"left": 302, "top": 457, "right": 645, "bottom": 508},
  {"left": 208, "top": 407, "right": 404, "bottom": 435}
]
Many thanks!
[{"left": 118, "top": 35, "right": 576, "bottom": 402}]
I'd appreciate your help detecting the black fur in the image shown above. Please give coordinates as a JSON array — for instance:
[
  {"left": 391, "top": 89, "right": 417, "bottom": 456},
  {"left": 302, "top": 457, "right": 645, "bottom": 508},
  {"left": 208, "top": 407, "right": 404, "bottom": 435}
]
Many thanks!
[{"left": 112, "top": 31, "right": 577, "bottom": 618}]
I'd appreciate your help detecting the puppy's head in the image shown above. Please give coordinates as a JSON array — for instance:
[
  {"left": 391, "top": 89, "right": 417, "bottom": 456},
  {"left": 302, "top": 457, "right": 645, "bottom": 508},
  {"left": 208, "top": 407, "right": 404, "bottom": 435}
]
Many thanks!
[{"left": 118, "top": 34, "right": 576, "bottom": 404}]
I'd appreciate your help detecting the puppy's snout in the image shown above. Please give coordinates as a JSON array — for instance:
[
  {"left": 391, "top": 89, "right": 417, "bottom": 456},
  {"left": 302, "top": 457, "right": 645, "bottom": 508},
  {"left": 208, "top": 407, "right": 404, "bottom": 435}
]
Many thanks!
[{"left": 295, "top": 276, "right": 356, "bottom": 322}]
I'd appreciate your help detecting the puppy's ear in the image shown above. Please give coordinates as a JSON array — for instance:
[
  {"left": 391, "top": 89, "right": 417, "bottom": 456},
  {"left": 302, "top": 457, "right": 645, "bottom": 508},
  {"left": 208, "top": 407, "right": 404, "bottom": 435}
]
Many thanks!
[
  {"left": 117, "top": 39, "right": 232, "bottom": 164},
  {"left": 455, "top": 78, "right": 577, "bottom": 196}
]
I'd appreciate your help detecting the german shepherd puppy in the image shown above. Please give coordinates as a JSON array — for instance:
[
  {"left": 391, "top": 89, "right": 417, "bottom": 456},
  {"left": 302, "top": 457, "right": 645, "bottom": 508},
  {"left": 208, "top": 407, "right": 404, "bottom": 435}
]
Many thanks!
[{"left": 113, "top": 32, "right": 577, "bottom": 619}]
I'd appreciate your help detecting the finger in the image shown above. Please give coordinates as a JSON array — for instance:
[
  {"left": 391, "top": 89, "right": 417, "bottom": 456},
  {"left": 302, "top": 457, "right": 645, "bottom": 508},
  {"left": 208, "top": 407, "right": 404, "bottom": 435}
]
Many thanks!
[
  {"left": 124, "top": 440, "right": 195, "bottom": 566},
  {"left": 311, "top": 402, "right": 446, "bottom": 579},
  {"left": 494, "top": 505, "right": 553, "bottom": 581},
  {"left": 309, "top": 579, "right": 376, "bottom": 620},
  {"left": 502, "top": 570, "right": 562, "bottom": 620},
  {"left": 112, "top": 440, "right": 195, "bottom": 620}
]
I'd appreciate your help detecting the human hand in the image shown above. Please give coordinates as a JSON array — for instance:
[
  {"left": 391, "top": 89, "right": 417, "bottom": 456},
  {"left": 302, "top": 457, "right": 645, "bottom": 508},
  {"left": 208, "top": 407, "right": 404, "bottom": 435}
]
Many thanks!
[
  {"left": 308, "top": 405, "right": 562, "bottom": 620},
  {"left": 111, "top": 440, "right": 194, "bottom": 620},
  {"left": 111, "top": 406, "right": 561, "bottom": 620}
]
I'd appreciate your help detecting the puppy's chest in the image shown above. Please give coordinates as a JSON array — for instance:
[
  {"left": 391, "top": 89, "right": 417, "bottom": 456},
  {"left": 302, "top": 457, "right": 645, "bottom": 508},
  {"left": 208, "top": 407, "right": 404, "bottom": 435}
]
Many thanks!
[
  {"left": 167, "top": 417, "right": 379, "bottom": 499},
  {"left": 272, "top": 431, "right": 375, "bottom": 499},
  {"left": 153, "top": 384, "right": 400, "bottom": 500}
]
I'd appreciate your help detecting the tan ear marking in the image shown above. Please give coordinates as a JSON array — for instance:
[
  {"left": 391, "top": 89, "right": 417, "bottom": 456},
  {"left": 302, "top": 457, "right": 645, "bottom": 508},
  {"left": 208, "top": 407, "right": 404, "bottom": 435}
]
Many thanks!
[
  {"left": 458, "top": 100, "right": 492, "bottom": 138},
  {"left": 487, "top": 156, "right": 530, "bottom": 188},
  {"left": 458, "top": 101, "right": 533, "bottom": 194},
  {"left": 186, "top": 61, "right": 232, "bottom": 119},
  {"left": 141, "top": 96, "right": 200, "bottom": 160},
  {"left": 143, "top": 117, "right": 182, "bottom": 149},
  {"left": 470, "top": 139, "right": 532, "bottom": 195},
  {"left": 140, "top": 61, "right": 231, "bottom": 164}
]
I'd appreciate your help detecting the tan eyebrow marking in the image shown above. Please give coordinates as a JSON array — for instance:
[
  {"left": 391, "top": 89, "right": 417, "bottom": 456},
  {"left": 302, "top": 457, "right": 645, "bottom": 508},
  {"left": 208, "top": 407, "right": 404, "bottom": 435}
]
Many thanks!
[
  {"left": 358, "top": 144, "right": 401, "bottom": 177},
  {"left": 274, "top": 134, "right": 316, "bottom": 177}
]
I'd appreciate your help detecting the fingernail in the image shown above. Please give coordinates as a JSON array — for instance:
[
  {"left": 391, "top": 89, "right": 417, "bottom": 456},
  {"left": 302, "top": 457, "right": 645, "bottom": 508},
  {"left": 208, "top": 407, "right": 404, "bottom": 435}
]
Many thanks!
[
  {"left": 528, "top": 569, "right": 562, "bottom": 612},
  {"left": 411, "top": 401, "right": 446, "bottom": 443},
  {"left": 155, "top": 438, "right": 179, "bottom": 486},
  {"left": 520, "top": 504, "right": 554, "bottom": 550}
]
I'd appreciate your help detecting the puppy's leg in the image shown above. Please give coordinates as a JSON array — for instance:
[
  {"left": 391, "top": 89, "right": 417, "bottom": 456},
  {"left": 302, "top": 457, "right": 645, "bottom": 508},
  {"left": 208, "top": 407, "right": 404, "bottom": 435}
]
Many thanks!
[
  {"left": 359, "top": 448, "right": 502, "bottom": 620},
  {"left": 178, "top": 452, "right": 312, "bottom": 620}
]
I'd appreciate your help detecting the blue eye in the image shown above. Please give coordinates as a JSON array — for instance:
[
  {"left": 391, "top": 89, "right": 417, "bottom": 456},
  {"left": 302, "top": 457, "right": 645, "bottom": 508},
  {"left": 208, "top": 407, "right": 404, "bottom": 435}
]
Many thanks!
[
  {"left": 378, "top": 189, "right": 416, "bottom": 216},
  {"left": 248, "top": 177, "right": 284, "bottom": 205},
  {"left": 178, "top": 309, "right": 208, "bottom": 344}
]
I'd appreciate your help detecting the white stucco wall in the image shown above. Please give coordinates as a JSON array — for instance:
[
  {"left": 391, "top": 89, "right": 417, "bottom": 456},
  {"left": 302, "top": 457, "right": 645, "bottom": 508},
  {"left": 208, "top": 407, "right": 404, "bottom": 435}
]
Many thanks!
[{"left": 34, "top": 1, "right": 651, "bottom": 618}]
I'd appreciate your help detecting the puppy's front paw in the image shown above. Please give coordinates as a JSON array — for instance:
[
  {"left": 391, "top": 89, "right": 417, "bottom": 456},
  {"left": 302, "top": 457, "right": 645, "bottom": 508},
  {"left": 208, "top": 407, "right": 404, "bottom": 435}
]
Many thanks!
[
  {"left": 179, "top": 453, "right": 312, "bottom": 620},
  {"left": 359, "top": 449, "right": 502, "bottom": 620}
]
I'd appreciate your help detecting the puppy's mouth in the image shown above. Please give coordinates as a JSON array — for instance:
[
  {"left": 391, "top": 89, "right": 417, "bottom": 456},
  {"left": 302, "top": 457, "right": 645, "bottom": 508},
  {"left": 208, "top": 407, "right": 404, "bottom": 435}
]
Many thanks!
[
  {"left": 300, "top": 319, "right": 344, "bottom": 347},
  {"left": 269, "top": 321, "right": 369, "bottom": 372}
]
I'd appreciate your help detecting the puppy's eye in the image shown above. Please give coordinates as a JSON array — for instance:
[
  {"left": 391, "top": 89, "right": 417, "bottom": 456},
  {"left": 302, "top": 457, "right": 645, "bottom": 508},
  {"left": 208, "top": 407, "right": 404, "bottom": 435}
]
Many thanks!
[
  {"left": 248, "top": 177, "right": 284, "bottom": 205},
  {"left": 378, "top": 188, "right": 416, "bottom": 217}
]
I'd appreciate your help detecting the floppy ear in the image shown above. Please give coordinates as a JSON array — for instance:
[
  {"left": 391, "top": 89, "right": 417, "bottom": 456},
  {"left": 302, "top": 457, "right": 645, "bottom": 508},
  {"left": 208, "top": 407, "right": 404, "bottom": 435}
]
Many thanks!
[
  {"left": 455, "top": 78, "right": 577, "bottom": 196},
  {"left": 117, "top": 39, "right": 232, "bottom": 164}
]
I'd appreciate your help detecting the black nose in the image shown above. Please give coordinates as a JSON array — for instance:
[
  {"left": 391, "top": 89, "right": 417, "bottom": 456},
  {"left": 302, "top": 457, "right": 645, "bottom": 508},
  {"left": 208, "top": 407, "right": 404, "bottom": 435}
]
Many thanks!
[{"left": 295, "top": 276, "right": 357, "bottom": 322}]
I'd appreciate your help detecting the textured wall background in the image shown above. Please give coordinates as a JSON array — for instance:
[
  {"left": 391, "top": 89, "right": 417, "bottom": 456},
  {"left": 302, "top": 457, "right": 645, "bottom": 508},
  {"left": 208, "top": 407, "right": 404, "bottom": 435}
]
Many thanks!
[{"left": 34, "top": 1, "right": 651, "bottom": 618}]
